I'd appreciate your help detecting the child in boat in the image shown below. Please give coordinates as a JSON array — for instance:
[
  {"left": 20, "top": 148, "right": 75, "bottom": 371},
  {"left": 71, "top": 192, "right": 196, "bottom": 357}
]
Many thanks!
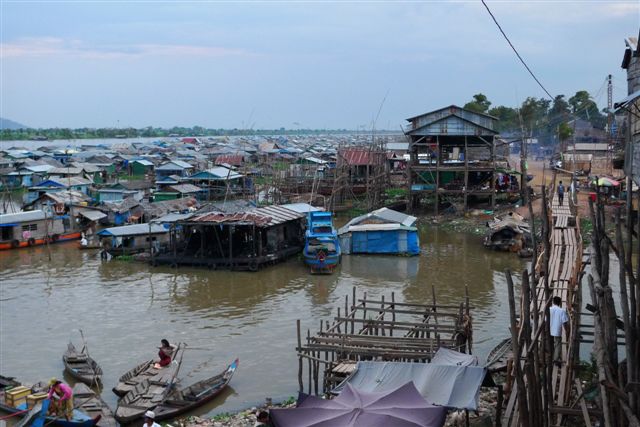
[
  {"left": 154, "top": 339, "right": 175, "bottom": 368},
  {"left": 47, "top": 378, "right": 73, "bottom": 421}
]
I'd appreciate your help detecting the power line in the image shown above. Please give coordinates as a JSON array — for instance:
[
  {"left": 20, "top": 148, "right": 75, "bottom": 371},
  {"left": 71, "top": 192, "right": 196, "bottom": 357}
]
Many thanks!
[{"left": 481, "top": 0, "right": 555, "bottom": 101}]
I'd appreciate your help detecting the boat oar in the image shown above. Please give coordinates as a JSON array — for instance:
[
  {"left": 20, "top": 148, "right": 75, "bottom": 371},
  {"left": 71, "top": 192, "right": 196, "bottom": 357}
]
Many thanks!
[{"left": 160, "top": 343, "right": 186, "bottom": 402}]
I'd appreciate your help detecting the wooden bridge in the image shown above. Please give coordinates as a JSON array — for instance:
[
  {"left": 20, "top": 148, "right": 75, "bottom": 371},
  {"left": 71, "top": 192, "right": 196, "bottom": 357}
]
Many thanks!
[{"left": 502, "top": 189, "right": 590, "bottom": 426}]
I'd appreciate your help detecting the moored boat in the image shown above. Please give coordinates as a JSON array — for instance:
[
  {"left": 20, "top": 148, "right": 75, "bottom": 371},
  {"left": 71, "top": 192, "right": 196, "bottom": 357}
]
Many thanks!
[
  {"left": 303, "top": 211, "right": 341, "bottom": 273},
  {"left": 117, "top": 359, "right": 238, "bottom": 423},
  {"left": 63, "top": 342, "right": 103, "bottom": 386},
  {"left": 72, "top": 383, "right": 116, "bottom": 427},
  {"left": 0, "top": 211, "right": 82, "bottom": 251},
  {"left": 112, "top": 343, "right": 184, "bottom": 397},
  {"left": 0, "top": 375, "right": 100, "bottom": 427}
]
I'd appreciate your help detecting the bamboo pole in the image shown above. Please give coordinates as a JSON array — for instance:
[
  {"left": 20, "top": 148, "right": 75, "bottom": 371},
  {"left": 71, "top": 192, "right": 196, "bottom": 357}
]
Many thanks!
[
  {"left": 506, "top": 269, "right": 530, "bottom": 427},
  {"left": 297, "top": 319, "right": 303, "bottom": 393}
]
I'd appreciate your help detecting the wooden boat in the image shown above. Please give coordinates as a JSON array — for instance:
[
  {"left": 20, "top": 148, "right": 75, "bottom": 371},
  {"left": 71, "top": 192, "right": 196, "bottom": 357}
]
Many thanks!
[
  {"left": 303, "top": 211, "right": 341, "bottom": 274},
  {"left": 63, "top": 342, "right": 103, "bottom": 386},
  {"left": 112, "top": 344, "right": 184, "bottom": 397},
  {"left": 72, "top": 383, "right": 117, "bottom": 427},
  {"left": 485, "top": 337, "right": 512, "bottom": 373},
  {"left": 116, "top": 359, "right": 238, "bottom": 423},
  {"left": 0, "top": 375, "right": 100, "bottom": 427},
  {"left": 153, "top": 358, "right": 238, "bottom": 421}
]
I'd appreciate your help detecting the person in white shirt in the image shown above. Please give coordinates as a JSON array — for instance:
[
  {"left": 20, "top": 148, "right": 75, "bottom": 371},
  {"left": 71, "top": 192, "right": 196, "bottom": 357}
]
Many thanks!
[
  {"left": 143, "top": 411, "right": 161, "bottom": 427},
  {"left": 550, "top": 296, "right": 569, "bottom": 366}
]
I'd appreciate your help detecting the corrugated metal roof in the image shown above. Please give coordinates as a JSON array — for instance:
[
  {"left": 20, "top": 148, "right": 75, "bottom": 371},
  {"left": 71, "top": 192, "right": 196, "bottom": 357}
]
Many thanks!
[
  {"left": 188, "top": 167, "right": 243, "bottom": 180},
  {"left": 132, "top": 159, "right": 154, "bottom": 166},
  {"left": 573, "top": 143, "right": 609, "bottom": 152},
  {"left": 0, "top": 210, "right": 46, "bottom": 224},
  {"left": 340, "top": 149, "right": 371, "bottom": 166},
  {"left": 156, "top": 160, "right": 193, "bottom": 170},
  {"left": 215, "top": 154, "right": 244, "bottom": 165},
  {"left": 97, "top": 223, "right": 167, "bottom": 237},
  {"left": 187, "top": 205, "right": 303, "bottom": 227},
  {"left": 151, "top": 212, "right": 194, "bottom": 223},
  {"left": 169, "top": 184, "right": 202, "bottom": 193},
  {"left": 78, "top": 209, "right": 107, "bottom": 221},
  {"left": 280, "top": 203, "right": 323, "bottom": 213}
]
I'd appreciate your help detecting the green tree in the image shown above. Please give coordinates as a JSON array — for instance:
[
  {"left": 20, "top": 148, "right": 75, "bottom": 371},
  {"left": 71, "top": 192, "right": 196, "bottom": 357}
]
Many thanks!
[
  {"left": 488, "top": 105, "right": 519, "bottom": 132},
  {"left": 464, "top": 93, "right": 492, "bottom": 114},
  {"left": 548, "top": 95, "right": 571, "bottom": 124},
  {"left": 519, "top": 97, "right": 551, "bottom": 133},
  {"left": 558, "top": 122, "right": 574, "bottom": 142},
  {"left": 568, "top": 90, "right": 606, "bottom": 129}
]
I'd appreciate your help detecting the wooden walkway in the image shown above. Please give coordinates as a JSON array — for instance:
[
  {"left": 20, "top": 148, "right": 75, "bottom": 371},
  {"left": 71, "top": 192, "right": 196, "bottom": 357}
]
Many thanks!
[{"left": 503, "top": 193, "right": 584, "bottom": 426}]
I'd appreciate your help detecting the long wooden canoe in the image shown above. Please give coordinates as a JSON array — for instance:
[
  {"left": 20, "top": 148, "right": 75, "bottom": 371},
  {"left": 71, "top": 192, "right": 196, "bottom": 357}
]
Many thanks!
[
  {"left": 112, "top": 344, "right": 184, "bottom": 397},
  {"left": 115, "top": 359, "right": 238, "bottom": 423},
  {"left": 153, "top": 358, "right": 238, "bottom": 421},
  {"left": 72, "top": 383, "right": 116, "bottom": 427},
  {"left": 63, "top": 342, "right": 103, "bottom": 386}
]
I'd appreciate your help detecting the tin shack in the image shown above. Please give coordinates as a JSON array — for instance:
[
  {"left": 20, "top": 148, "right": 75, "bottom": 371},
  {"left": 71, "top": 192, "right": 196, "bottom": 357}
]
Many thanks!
[{"left": 153, "top": 205, "right": 305, "bottom": 271}]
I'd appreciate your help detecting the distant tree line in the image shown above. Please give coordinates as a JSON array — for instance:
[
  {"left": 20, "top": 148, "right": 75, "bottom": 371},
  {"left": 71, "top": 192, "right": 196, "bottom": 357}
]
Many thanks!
[
  {"left": 0, "top": 126, "right": 358, "bottom": 141},
  {"left": 463, "top": 90, "right": 608, "bottom": 145}
]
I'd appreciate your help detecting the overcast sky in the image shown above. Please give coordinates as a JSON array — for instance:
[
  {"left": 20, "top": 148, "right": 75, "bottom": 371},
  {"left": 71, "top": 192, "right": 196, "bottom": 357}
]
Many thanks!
[{"left": 1, "top": 1, "right": 638, "bottom": 130}]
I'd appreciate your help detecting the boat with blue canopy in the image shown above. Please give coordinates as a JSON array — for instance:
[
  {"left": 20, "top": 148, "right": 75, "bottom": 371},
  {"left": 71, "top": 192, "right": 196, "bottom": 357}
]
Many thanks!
[{"left": 303, "top": 211, "right": 341, "bottom": 273}]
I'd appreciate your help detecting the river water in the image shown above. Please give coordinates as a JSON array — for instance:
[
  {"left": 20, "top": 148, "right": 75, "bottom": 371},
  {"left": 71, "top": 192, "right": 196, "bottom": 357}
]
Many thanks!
[{"left": 0, "top": 225, "right": 526, "bottom": 416}]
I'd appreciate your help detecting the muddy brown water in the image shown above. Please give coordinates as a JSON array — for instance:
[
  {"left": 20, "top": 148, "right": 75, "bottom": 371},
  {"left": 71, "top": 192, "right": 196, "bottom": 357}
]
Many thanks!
[{"left": 0, "top": 225, "right": 526, "bottom": 418}]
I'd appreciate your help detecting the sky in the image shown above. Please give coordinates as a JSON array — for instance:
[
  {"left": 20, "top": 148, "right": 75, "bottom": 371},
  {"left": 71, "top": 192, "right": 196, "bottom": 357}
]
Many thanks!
[{"left": 1, "top": 1, "right": 639, "bottom": 130}]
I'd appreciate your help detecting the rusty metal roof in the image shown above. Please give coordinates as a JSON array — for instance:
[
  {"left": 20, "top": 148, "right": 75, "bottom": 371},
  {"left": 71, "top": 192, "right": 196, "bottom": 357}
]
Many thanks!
[
  {"left": 215, "top": 154, "right": 244, "bottom": 165},
  {"left": 186, "top": 205, "right": 304, "bottom": 227},
  {"left": 339, "top": 149, "right": 371, "bottom": 166}
]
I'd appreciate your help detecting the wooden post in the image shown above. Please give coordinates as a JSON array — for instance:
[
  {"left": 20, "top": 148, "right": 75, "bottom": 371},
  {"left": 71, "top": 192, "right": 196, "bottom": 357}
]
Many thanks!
[
  {"left": 297, "top": 319, "right": 303, "bottom": 393},
  {"left": 615, "top": 209, "right": 636, "bottom": 414},
  {"left": 505, "top": 269, "right": 530, "bottom": 427},
  {"left": 464, "top": 135, "right": 468, "bottom": 212},
  {"left": 391, "top": 291, "right": 395, "bottom": 337},
  {"left": 351, "top": 287, "right": 356, "bottom": 335}
]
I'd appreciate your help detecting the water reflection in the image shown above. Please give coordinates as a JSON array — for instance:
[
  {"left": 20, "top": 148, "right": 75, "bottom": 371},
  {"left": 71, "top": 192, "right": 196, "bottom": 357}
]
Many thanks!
[{"left": 0, "top": 224, "right": 529, "bottom": 416}]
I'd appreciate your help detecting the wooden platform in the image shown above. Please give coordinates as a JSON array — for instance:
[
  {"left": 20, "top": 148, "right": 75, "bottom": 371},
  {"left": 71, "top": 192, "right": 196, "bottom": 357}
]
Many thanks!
[{"left": 504, "top": 192, "right": 585, "bottom": 426}]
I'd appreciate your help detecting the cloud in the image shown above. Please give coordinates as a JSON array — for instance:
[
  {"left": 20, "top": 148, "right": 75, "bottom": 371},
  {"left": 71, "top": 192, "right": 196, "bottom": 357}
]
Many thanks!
[{"left": 0, "top": 37, "right": 251, "bottom": 59}]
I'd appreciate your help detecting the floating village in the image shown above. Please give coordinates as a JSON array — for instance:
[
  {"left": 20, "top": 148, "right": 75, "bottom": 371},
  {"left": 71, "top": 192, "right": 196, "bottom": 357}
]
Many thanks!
[{"left": 1, "top": 20, "right": 640, "bottom": 427}]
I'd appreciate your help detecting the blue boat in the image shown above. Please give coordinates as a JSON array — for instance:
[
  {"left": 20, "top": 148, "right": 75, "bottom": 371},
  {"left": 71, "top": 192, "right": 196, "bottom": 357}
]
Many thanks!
[{"left": 303, "top": 211, "right": 341, "bottom": 273}]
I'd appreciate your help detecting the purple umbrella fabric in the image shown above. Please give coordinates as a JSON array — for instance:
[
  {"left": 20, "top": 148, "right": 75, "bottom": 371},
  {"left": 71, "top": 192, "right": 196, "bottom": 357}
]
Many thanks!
[{"left": 270, "top": 382, "right": 447, "bottom": 427}]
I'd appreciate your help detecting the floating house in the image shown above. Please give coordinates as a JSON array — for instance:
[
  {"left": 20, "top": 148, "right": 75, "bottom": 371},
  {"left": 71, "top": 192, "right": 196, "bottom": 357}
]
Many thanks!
[
  {"left": 153, "top": 205, "right": 305, "bottom": 271},
  {"left": 97, "top": 223, "right": 169, "bottom": 256},
  {"left": 338, "top": 208, "right": 420, "bottom": 256},
  {"left": 0, "top": 210, "right": 83, "bottom": 250}
]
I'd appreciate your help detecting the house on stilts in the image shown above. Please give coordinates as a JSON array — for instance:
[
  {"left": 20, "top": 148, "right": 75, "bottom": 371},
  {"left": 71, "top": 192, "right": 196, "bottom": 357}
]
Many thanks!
[{"left": 406, "top": 105, "right": 499, "bottom": 213}]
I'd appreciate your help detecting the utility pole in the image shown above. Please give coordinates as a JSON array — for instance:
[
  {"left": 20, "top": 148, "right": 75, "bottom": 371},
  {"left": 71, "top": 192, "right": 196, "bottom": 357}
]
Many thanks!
[{"left": 607, "top": 74, "right": 614, "bottom": 174}]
